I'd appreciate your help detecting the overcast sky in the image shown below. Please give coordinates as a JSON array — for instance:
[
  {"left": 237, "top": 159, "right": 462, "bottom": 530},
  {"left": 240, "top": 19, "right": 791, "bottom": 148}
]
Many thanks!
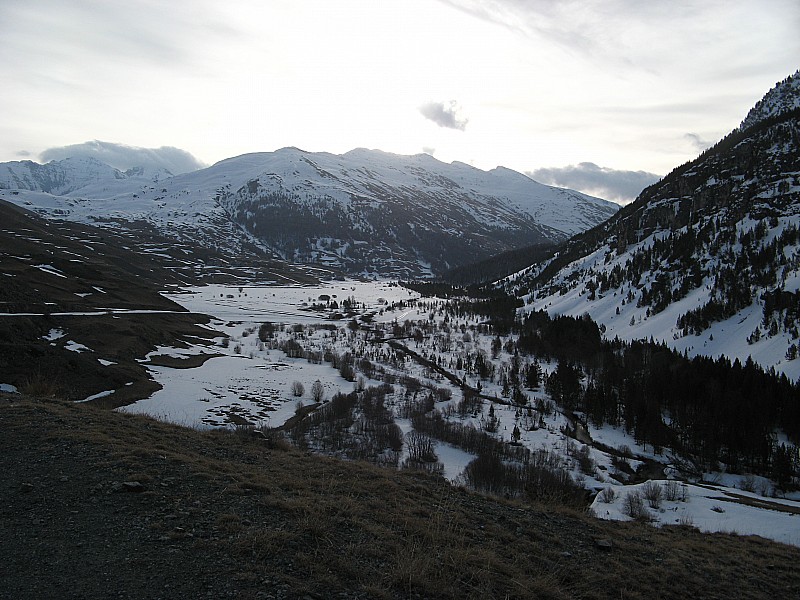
[{"left": 1, "top": 0, "right": 797, "bottom": 202}]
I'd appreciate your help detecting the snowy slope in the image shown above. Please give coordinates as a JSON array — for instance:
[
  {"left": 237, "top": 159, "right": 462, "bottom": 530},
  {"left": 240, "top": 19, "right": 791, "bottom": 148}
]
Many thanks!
[{"left": 509, "top": 71, "right": 800, "bottom": 377}]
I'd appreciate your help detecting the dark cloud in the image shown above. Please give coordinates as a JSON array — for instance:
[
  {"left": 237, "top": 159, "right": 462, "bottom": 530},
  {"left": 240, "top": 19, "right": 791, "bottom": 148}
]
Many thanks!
[
  {"left": 40, "top": 140, "right": 205, "bottom": 175},
  {"left": 419, "top": 101, "right": 468, "bottom": 130},
  {"left": 527, "top": 162, "right": 660, "bottom": 204},
  {"left": 684, "top": 132, "right": 713, "bottom": 152}
]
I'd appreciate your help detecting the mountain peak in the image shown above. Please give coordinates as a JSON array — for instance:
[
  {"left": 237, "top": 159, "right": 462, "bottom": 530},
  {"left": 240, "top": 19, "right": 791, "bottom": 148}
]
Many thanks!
[{"left": 739, "top": 69, "right": 800, "bottom": 131}]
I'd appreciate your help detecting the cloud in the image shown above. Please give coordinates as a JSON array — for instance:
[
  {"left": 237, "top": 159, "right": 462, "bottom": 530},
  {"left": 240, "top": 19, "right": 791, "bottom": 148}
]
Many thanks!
[
  {"left": 422, "top": 146, "right": 436, "bottom": 156},
  {"left": 39, "top": 141, "right": 206, "bottom": 175},
  {"left": 16, "top": 150, "right": 31, "bottom": 157},
  {"left": 419, "top": 101, "right": 468, "bottom": 130},
  {"left": 528, "top": 162, "right": 661, "bottom": 204},
  {"left": 684, "top": 132, "right": 713, "bottom": 152}
]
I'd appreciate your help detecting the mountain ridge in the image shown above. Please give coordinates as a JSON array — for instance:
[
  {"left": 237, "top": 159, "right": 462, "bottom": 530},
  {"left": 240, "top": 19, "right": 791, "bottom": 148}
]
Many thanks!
[{"left": 0, "top": 147, "right": 618, "bottom": 278}]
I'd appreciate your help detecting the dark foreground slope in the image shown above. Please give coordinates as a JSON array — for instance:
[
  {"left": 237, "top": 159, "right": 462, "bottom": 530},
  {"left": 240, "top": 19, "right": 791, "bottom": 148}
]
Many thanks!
[
  {"left": 2, "top": 396, "right": 798, "bottom": 600},
  {"left": 0, "top": 200, "right": 222, "bottom": 405}
]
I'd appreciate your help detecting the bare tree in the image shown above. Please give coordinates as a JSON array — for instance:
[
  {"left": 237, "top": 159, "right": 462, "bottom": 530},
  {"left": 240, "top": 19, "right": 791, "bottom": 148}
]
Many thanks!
[
  {"left": 311, "top": 379, "right": 325, "bottom": 403},
  {"left": 291, "top": 381, "right": 305, "bottom": 397}
]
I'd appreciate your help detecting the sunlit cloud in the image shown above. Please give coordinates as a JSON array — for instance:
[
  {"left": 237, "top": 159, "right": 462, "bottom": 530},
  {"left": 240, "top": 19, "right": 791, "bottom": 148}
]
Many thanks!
[{"left": 419, "top": 101, "right": 468, "bottom": 131}]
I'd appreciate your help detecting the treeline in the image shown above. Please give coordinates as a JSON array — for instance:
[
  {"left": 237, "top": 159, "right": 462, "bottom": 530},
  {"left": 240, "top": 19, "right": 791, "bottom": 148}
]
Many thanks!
[
  {"left": 524, "top": 316, "right": 800, "bottom": 484},
  {"left": 440, "top": 242, "right": 556, "bottom": 286}
]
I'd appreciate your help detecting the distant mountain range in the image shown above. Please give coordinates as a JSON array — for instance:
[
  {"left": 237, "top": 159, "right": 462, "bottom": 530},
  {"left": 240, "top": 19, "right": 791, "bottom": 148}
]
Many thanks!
[
  {"left": 508, "top": 70, "right": 800, "bottom": 378},
  {"left": 0, "top": 148, "right": 618, "bottom": 278}
]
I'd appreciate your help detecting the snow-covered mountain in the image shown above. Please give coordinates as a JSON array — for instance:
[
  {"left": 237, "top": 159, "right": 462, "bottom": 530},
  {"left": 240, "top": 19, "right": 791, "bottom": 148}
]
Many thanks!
[
  {"left": 508, "top": 70, "right": 800, "bottom": 379},
  {"left": 0, "top": 148, "right": 618, "bottom": 277}
]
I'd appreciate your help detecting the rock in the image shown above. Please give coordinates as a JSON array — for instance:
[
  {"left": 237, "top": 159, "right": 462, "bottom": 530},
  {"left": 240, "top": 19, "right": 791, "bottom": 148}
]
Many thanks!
[
  {"left": 594, "top": 538, "right": 613, "bottom": 550},
  {"left": 116, "top": 481, "right": 146, "bottom": 493}
]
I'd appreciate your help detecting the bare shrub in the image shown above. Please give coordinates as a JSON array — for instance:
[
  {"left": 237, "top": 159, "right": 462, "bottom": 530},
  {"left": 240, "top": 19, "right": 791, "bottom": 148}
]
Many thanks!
[
  {"left": 641, "top": 481, "right": 663, "bottom": 509},
  {"left": 611, "top": 454, "right": 634, "bottom": 475},
  {"left": 462, "top": 451, "right": 584, "bottom": 506},
  {"left": 739, "top": 474, "right": 756, "bottom": 493},
  {"left": 462, "top": 452, "right": 512, "bottom": 497},
  {"left": 623, "top": 491, "right": 649, "bottom": 521},
  {"left": 355, "top": 376, "right": 366, "bottom": 392},
  {"left": 617, "top": 445, "right": 633, "bottom": 458},
  {"left": 663, "top": 479, "right": 681, "bottom": 502},
  {"left": 291, "top": 381, "right": 305, "bottom": 397},
  {"left": 383, "top": 423, "right": 404, "bottom": 453},
  {"left": 598, "top": 486, "right": 617, "bottom": 503},
  {"left": 405, "top": 431, "right": 437, "bottom": 463}
]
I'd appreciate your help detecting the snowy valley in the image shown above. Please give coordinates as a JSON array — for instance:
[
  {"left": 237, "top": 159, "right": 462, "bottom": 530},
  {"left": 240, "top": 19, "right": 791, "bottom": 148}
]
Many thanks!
[{"left": 2, "top": 72, "right": 800, "bottom": 554}]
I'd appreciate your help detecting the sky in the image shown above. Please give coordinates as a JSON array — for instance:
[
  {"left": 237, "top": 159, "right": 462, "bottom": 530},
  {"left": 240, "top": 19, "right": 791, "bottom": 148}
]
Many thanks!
[{"left": 1, "top": 0, "right": 797, "bottom": 203}]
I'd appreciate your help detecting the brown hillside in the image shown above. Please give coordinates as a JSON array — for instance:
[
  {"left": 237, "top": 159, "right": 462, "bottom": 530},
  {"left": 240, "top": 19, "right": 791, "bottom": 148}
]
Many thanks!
[{"left": 1, "top": 395, "right": 798, "bottom": 600}]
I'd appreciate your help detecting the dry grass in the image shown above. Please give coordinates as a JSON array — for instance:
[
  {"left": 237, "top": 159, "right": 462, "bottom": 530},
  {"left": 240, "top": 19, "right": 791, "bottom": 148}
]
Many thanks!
[{"left": 2, "top": 396, "right": 799, "bottom": 600}]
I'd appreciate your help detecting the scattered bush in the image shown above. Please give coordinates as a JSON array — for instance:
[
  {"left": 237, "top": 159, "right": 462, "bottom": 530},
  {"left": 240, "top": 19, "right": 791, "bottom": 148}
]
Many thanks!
[
  {"left": 311, "top": 380, "right": 325, "bottom": 403},
  {"left": 641, "top": 481, "right": 663, "bottom": 509},
  {"left": 598, "top": 486, "right": 617, "bottom": 503},
  {"left": 623, "top": 491, "right": 649, "bottom": 521},
  {"left": 663, "top": 479, "right": 682, "bottom": 501},
  {"left": 739, "top": 474, "right": 756, "bottom": 493},
  {"left": 405, "top": 431, "right": 438, "bottom": 463},
  {"left": 258, "top": 322, "right": 274, "bottom": 341}
]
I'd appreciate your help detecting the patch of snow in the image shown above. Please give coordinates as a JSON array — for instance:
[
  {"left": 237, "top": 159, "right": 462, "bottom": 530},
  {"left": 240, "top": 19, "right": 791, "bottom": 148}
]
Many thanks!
[
  {"left": 592, "top": 479, "right": 800, "bottom": 547},
  {"left": 64, "top": 340, "right": 91, "bottom": 353},
  {"left": 77, "top": 389, "right": 115, "bottom": 403}
]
